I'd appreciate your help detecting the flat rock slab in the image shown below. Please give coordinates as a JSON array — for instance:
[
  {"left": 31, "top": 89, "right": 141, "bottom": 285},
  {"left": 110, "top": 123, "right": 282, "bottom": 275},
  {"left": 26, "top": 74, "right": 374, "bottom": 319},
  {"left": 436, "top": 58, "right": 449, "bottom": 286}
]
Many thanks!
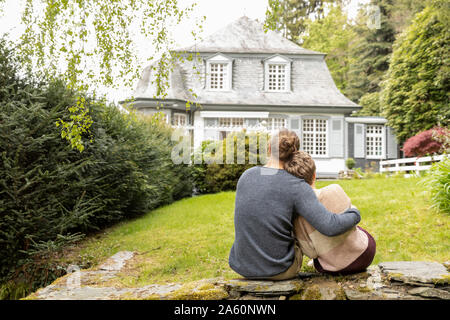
[
  {"left": 408, "top": 287, "right": 450, "bottom": 300},
  {"left": 221, "top": 279, "right": 303, "bottom": 296},
  {"left": 24, "top": 254, "right": 450, "bottom": 300},
  {"left": 29, "top": 283, "right": 188, "bottom": 300},
  {"left": 379, "top": 261, "right": 450, "bottom": 285},
  {"left": 98, "top": 251, "right": 135, "bottom": 271},
  {"left": 31, "top": 285, "right": 134, "bottom": 300},
  {"left": 27, "top": 280, "right": 229, "bottom": 300},
  {"left": 295, "top": 279, "right": 345, "bottom": 300},
  {"left": 344, "top": 289, "right": 378, "bottom": 300}
]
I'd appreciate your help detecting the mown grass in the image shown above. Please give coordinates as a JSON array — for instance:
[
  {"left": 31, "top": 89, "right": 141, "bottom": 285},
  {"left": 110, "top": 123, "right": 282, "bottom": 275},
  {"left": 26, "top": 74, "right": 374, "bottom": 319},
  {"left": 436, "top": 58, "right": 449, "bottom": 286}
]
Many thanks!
[{"left": 67, "top": 177, "right": 449, "bottom": 286}]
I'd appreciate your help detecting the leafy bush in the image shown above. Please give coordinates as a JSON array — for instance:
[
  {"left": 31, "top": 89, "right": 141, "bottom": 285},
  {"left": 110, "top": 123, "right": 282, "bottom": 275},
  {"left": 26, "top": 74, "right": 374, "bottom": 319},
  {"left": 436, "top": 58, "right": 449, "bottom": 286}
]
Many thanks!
[
  {"left": 423, "top": 157, "right": 450, "bottom": 214},
  {"left": 382, "top": 5, "right": 450, "bottom": 144},
  {"left": 0, "top": 40, "right": 192, "bottom": 298},
  {"left": 402, "top": 127, "right": 449, "bottom": 157},
  {"left": 353, "top": 167, "right": 363, "bottom": 179},
  {"left": 192, "top": 131, "right": 267, "bottom": 194},
  {"left": 345, "top": 158, "right": 356, "bottom": 170}
]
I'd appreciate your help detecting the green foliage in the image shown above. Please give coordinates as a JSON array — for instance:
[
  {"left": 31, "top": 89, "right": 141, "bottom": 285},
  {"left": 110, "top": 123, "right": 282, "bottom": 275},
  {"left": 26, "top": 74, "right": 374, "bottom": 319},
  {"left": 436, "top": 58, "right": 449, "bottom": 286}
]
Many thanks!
[
  {"left": 190, "top": 141, "right": 213, "bottom": 194},
  {"left": 347, "top": 0, "right": 396, "bottom": 110},
  {"left": 387, "top": 0, "right": 429, "bottom": 33},
  {"left": 0, "top": 40, "right": 192, "bottom": 298},
  {"left": 264, "top": 0, "right": 283, "bottom": 33},
  {"left": 264, "top": 0, "right": 341, "bottom": 42},
  {"left": 381, "top": 4, "right": 450, "bottom": 143},
  {"left": 16, "top": 0, "right": 198, "bottom": 91},
  {"left": 346, "top": 0, "right": 427, "bottom": 116},
  {"left": 357, "top": 91, "right": 382, "bottom": 116},
  {"left": 9, "top": 0, "right": 203, "bottom": 152},
  {"left": 192, "top": 131, "right": 268, "bottom": 194},
  {"left": 423, "top": 157, "right": 450, "bottom": 214},
  {"left": 302, "top": 4, "right": 356, "bottom": 94},
  {"left": 55, "top": 95, "right": 93, "bottom": 152},
  {"left": 345, "top": 158, "right": 356, "bottom": 170}
]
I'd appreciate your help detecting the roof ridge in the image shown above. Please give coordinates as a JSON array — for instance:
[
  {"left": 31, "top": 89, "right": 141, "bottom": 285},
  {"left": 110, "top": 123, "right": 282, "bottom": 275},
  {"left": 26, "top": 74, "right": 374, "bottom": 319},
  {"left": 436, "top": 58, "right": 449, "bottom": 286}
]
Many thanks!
[{"left": 174, "top": 16, "right": 323, "bottom": 55}]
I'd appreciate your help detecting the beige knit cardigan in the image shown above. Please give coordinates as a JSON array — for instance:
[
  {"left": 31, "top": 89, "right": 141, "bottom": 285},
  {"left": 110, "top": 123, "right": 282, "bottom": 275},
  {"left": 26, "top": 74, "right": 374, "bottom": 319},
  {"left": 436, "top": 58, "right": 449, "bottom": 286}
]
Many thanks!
[{"left": 293, "top": 184, "right": 369, "bottom": 272}]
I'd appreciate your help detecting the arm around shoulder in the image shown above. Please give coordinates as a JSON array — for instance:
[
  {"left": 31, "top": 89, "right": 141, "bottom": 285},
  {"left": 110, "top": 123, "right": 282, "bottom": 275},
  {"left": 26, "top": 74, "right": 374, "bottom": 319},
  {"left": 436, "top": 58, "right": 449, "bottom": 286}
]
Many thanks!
[{"left": 291, "top": 181, "right": 361, "bottom": 236}]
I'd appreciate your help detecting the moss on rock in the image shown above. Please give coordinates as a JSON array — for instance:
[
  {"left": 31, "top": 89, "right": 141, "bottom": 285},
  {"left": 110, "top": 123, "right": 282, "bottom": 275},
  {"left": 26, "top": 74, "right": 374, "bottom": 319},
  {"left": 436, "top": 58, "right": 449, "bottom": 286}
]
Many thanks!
[
  {"left": 433, "top": 275, "right": 450, "bottom": 285},
  {"left": 301, "top": 285, "right": 322, "bottom": 300},
  {"left": 288, "top": 293, "right": 303, "bottom": 300},
  {"left": 168, "top": 280, "right": 229, "bottom": 300}
]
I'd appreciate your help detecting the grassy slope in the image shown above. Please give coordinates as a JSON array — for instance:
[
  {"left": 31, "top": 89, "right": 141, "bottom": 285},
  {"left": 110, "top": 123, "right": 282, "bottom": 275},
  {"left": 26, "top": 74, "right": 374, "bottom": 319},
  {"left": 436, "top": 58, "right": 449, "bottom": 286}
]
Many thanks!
[{"left": 70, "top": 177, "right": 449, "bottom": 286}]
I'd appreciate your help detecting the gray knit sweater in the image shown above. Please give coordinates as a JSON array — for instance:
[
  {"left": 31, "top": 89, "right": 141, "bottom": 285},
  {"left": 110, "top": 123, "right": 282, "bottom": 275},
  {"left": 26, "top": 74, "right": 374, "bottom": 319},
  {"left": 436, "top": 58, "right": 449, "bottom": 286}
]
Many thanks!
[{"left": 228, "top": 166, "right": 361, "bottom": 278}]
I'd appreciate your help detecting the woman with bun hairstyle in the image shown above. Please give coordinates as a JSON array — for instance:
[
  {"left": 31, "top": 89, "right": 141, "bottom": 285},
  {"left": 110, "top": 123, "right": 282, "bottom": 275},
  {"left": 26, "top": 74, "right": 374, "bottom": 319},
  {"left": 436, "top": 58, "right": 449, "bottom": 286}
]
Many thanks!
[
  {"left": 284, "top": 150, "right": 376, "bottom": 275},
  {"left": 229, "top": 129, "right": 361, "bottom": 280}
]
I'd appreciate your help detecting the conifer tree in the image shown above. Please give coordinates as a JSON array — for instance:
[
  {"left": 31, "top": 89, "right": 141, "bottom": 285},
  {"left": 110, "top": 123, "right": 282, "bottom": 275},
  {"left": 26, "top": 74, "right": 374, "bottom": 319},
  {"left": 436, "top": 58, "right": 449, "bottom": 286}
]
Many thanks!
[
  {"left": 346, "top": 0, "right": 396, "bottom": 115},
  {"left": 381, "top": 4, "right": 450, "bottom": 143}
]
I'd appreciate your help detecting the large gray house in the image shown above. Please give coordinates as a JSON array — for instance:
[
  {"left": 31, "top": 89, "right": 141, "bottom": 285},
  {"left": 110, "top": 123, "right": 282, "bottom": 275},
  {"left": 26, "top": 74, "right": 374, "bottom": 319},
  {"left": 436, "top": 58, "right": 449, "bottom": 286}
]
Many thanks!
[{"left": 126, "top": 16, "right": 399, "bottom": 177}]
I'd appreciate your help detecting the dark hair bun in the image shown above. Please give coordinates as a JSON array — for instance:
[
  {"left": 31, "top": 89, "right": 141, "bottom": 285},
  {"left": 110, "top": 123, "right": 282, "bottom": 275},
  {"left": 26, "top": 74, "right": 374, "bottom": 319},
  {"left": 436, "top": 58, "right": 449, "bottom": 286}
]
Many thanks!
[{"left": 272, "top": 129, "right": 300, "bottom": 161}]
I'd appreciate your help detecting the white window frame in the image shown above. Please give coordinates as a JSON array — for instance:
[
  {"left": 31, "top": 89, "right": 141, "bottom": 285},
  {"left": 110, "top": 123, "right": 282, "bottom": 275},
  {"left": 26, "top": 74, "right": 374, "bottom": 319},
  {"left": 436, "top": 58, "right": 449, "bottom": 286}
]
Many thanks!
[
  {"left": 264, "top": 55, "right": 291, "bottom": 92},
  {"left": 266, "top": 117, "right": 287, "bottom": 131},
  {"left": 268, "top": 64, "right": 287, "bottom": 91},
  {"left": 206, "top": 53, "right": 232, "bottom": 91},
  {"left": 204, "top": 117, "right": 245, "bottom": 130},
  {"left": 301, "top": 118, "right": 329, "bottom": 158},
  {"left": 218, "top": 117, "right": 244, "bottom": 128},
  {"left": 172, "top": 113, "right": 187, "bottom": 127},
  {"left": 366, "top": 124, "right": 385, "bottom": 159}
]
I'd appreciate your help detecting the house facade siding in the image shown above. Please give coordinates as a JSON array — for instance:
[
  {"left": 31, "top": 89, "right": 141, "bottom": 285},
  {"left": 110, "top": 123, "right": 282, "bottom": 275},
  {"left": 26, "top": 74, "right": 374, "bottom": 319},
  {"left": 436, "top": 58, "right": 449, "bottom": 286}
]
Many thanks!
[{"left": 124, "top": 17, "right": 399, "bottom": 177}]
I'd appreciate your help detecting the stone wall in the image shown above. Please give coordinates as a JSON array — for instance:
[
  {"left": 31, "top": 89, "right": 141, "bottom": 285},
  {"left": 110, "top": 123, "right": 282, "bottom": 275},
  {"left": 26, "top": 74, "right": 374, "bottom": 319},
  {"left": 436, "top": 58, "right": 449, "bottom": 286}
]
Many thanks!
[{"left": 24, "top": 251, "right": 450, "bottom": 300}]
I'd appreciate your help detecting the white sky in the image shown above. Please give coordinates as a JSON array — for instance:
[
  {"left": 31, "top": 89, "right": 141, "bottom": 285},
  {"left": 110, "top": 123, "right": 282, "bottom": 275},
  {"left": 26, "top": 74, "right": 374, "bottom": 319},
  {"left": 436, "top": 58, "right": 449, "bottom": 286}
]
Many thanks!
[{"left": 0, "top": 0, "right": 370, "bottom": 102}]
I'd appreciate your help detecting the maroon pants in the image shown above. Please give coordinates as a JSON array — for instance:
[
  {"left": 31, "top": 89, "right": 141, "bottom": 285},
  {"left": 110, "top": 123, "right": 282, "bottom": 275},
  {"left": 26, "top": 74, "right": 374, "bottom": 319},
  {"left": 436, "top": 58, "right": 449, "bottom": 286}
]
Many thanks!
[{"left": 313, "top": 227, "right": 376, "bottom": 275}]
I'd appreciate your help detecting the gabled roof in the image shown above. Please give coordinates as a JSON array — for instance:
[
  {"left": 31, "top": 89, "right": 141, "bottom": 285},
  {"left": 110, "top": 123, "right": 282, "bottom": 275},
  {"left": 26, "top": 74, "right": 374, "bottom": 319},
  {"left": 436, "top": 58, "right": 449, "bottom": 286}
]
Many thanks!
[
  {"left": 175, "top": 16, "right": 323, "bottom": 55},
  {"left": 131, "top": 17, "right": 359, "bottom": 110},
  {"left": 133, "top": 58, "right": 360, "bottom": 109}
]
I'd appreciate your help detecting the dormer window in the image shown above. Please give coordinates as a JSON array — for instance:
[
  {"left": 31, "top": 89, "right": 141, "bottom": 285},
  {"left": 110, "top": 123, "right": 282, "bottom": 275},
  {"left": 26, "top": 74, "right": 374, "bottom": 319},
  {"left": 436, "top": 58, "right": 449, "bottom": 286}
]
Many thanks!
[
  {"left": 206, "top": 53, "right": 232, "bottom": 91},
  {"left": 264, "top": 55, "right": 291, "bottom": 92},
  {"left": 210, "top": 63, "right": 227, "bottom": 89},
  {"left": 268, "top": 64, "right": 286, "bottom": 91}
]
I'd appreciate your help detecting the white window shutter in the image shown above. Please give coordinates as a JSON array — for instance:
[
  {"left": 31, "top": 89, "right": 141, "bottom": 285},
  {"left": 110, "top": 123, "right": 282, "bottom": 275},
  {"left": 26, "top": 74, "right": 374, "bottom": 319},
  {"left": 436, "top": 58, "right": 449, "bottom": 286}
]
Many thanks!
[
  {"left": 386, "top": 126, "right": 398, "bottom": 159},
  {"left": 290, "top": 117, "right": 300, "bottom": 131},
  {"left": 354, "top": 123, "right": 365, "bottom": 158},
  {"left": 290, "top": 116, "right": 301, "bottom": 148},
  {"left": 287, "top": 62, "right": 291, "bottom": 91},
  {"left": 202, "top": 59, "right": 207, "bottom": 89},
  {"left": 228, "top": 61, "right": 233, "bottom": 90},
  {"left": 329, "top": 118, "right": 344, "bottom": 158},
  {"left": 206, "top": 62, "right": 211, "bottom": 90},
  {"left": 264, "top": 62, "right": 269, "bottom": 91}
]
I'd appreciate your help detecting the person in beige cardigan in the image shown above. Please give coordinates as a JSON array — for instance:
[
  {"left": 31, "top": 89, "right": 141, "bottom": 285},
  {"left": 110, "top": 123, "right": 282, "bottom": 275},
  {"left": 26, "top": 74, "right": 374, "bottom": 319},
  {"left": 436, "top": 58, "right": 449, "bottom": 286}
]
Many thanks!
[{"left": 284, "top": 151, "right": 376, "bottom": 275}]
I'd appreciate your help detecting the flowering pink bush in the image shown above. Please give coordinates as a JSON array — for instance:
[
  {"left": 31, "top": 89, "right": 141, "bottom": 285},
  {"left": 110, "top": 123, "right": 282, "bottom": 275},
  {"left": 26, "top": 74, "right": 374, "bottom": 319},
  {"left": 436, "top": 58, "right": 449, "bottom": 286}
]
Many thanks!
[{"left": 402, "top": 127, "right": 449, "bottom": 157}]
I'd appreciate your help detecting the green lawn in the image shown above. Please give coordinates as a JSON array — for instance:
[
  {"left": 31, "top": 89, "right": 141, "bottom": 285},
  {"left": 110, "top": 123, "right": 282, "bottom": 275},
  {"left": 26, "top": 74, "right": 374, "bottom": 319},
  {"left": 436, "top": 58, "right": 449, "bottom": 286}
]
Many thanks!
[{"left": 66, "top": 177, "right": 449, "bottom": 287}]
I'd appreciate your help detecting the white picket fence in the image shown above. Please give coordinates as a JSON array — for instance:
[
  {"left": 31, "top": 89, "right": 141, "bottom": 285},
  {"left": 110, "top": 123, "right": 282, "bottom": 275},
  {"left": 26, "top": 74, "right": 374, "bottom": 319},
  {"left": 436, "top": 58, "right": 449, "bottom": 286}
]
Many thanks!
[{"left": 380, "top": 154, "right": 447, "bottom": 174}]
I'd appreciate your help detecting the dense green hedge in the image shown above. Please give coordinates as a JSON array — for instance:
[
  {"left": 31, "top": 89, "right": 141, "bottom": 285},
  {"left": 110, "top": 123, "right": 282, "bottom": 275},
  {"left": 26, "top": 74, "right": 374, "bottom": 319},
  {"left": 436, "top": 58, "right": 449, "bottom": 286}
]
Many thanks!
[
  {"left": 0, "top": 40, "right": 192, "bottom": 298},
  {"left": 381, "top": 5, "right": 450, "bottom": 143},
  {"left": 423, "top": 157, "right": 450, "bottom": 214},
  {"left": 192, "top": 131, "right": 267, "bottom": 194}
]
